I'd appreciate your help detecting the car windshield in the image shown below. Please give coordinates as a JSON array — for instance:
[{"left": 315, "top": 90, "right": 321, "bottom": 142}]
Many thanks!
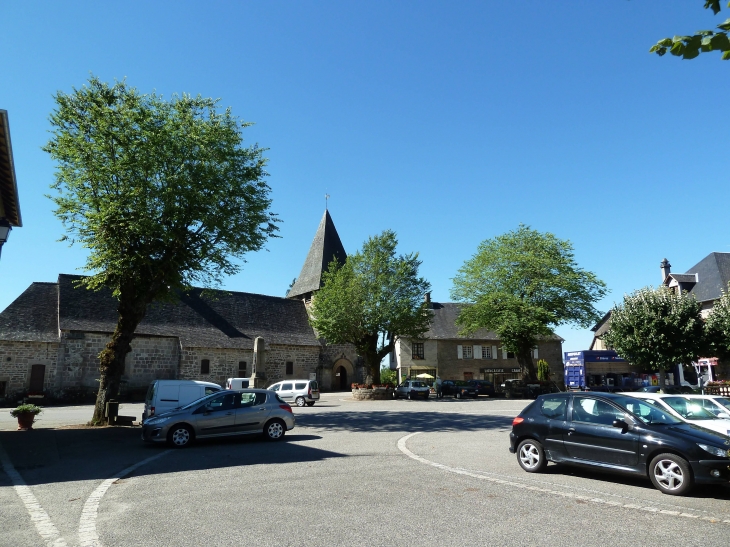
[
  {"left": 662, "top": 397, "right": 718, "bottom": 420},
  {"left": 410, "top": 381, "right": 426, "bottom": 388},
  {"left": 180, "top": 391, "right": 220, "bottom": 410},
  {"left": 611, "top": 395, "right": 682, "bottom": 425}
]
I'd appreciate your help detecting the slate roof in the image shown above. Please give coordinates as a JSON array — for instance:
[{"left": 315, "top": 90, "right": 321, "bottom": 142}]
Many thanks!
[
  {"left": 0, "top": 282, "right": 58, "bottom": 342},
  {"left": 423, "top": 302, "right": 563, "bottom": 342},
  {"left": 0, "top": 274, "right": 320, "bottom": 348},
  {"left": 668, "top": 273, "right": 698, "bottom": 284},
  {"left": 287, "top": 210, "right": 346, "bottom": 299},
  {"left": 0, "top": 110, "right": 22, "bottom": 227},
  {"left": 679, "top": 252, "right": 730, "bottom": 302}
]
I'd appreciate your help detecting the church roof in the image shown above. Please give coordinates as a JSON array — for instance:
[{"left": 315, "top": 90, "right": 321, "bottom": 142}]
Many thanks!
[
  {"left": 287, "top": 209, "right": 347, "bottom": 299},
  {"left": 0, "top": 274, "right": 320, "bottom": 348},
  {"left": 0, "top": 109, "right": 22, "bottom": 227}
]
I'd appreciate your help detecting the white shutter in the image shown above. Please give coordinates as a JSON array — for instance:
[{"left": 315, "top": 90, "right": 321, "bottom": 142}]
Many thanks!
[
  {"left": 533, "top": 347, "right": 539, "bottom": 359},
  {"left": 457, "top": 345, "right": 463, "bottom": 359},
  {"left": 474, "top": 345, "right": 482, "bottom": 359},
  {"left": 491, "top": 346, "right": 498, "bottom": 360},
  {"left": 502, "top": 348, "right": 508, "bottom": 360}
]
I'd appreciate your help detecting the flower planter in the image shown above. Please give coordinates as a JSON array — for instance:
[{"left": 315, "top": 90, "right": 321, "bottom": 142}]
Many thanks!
[
  {"left": 16, "top": 412, "right": 36, "bottom": 431},
  {"left": 352, "top": 387, "right": 393, "bottom": 401}
]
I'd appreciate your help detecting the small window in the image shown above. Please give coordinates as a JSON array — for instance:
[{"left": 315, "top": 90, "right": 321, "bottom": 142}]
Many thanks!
[
  {"left": 463, "top": 346, "right": 473, "bottom": 359},
  {"left": 412, "top": 342, "right": 424, "bottom": 360},
  {"left": 238, "top": 361, "right": 247, "bottom": 376},
  {"left": 481, "top": 346, "right": 492, "bottom": 359},
  {"left": 286, "top": 361, "right": 294, "bottom": 375},
  {"left": 295, "top": 382, "right": 307, "bottom": 390},
  {"left": 200, "top": 359, "right": 210, "bottom": 374},
  {"left": 506, "top": 352, "right": 515, "bottom": 359},
  {"left": 282, "top": 383, "right": 293, "bottom": 390},
  {"left": 540, "top": 396, "right": 566, "bottom": 420}
]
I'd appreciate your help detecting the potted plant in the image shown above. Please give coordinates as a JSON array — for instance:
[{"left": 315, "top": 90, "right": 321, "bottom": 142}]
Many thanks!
[{"left": 10, "top": 404, "right": 43, "bottom": 430}]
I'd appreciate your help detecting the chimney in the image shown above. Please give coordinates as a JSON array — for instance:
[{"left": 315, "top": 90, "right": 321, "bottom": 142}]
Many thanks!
[
  {"left": 660, "top": 258, "right": 671, "bottom": 282},
  {"left": 424, "top": 292, "right": 431, "bottom": 305}
]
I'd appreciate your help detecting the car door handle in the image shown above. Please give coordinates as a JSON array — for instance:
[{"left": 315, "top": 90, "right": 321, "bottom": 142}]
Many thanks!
[{"left": 568, "top": 428, "right": 575, "bottom": 435}]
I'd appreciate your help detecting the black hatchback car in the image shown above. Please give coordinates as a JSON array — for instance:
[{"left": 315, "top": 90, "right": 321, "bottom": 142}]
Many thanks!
[{"left": 509, "top": 392, "right": 730, "bottom": 495}]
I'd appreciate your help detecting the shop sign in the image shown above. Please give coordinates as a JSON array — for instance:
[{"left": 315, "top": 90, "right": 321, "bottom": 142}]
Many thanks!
[{"left": 481, "top": 368, "right": 521, "bottom": 373}]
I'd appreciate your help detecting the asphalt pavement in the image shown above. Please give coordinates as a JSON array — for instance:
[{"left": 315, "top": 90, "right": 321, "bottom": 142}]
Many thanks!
[{"left": 1, "top": 393, "right": 729, "bottom": 547}]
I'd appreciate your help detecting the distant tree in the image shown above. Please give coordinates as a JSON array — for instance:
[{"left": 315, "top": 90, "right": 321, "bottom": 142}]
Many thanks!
[
  {"left": 705, "top": 285, "right": 730, "bottom": 361},
  {"left": 379, "top": 365, "right": 398, "bottom": 386},
  {"left": 536, "top": 359, "right": 551, "bottom": 382},
  {"left": 44, "top": 76, "right": 278, "bottom": 424},
  {"left": 650, "top": 1, "right": 730, "bottom": 61},
  {"left": 309, "top": 230, "right": 431, "bottom": 384},
  {"left": 451, "top": 225, "right": 606, "bottom": 382},
  {"left": 603, "top": 287, "right": 706, "bottom": 386}
]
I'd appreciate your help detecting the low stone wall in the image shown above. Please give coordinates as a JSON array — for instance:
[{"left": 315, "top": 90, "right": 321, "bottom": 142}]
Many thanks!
[{"left": 351, "top": 387, "right": 392, "bottom": 400}]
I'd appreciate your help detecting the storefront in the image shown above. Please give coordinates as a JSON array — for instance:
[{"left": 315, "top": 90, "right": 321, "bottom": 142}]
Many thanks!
[{"left": 480, "top": 367, "right": 521, "bottom": 386}]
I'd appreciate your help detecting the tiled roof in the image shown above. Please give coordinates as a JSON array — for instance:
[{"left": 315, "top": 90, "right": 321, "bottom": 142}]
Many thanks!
[
  {"left": 0, "top": 282, "right": 58, "bottom": 342},
  {"left": 423, "top": 302, "right": 562, "bottom": 342},
  {"left": 682, "top": 252, "right": 730, "bottom": 302},
  {"left": 287, "top": 210, "right": 346, "bottom": 299},
  {"left": 668, "top": 273, "right": 698, "bottom": 284},
  {"left": 1, "top": 274, "right": 320, "bottom": 348},
  {"left": 0, "top": 110, "right": 22, "bottom": 227}
]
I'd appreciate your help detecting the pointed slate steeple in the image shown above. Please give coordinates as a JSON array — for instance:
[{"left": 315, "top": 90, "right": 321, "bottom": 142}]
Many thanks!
[{"left": 287, "top": 210, "right": 347, "bottom": 300}]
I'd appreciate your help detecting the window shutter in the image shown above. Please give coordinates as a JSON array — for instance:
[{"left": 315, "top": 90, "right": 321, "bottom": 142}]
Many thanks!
[
  {"left": 502, "top": 348, "right": 508, "bottom": 360},
  {"left": 474, "top": 345, "right": 482, "bottom": 359},
  {"left": 533, "top": 347, "right": 539, "bottom": 359},
  {"left": 457, "top": 345, "right": 463, "bottom": 359},
  {"left": 491, "top": 346, "right": 498, "bottom": 360}
]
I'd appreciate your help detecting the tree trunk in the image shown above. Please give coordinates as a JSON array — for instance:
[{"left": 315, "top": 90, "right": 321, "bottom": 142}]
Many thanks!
[
  {"left": 90, "top": 290, "right": 150, "bottom": 425},
  {"left": 518, "top": 350, "right": 538, "bottom": 382},
  {"left": 658, "top": 368, "right": 666, "bottom": 389}
]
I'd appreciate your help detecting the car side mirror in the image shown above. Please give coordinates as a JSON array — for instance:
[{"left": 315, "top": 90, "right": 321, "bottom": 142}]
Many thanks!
[{"left": 612, "top": 419, "right": 630, "bottom": 431}]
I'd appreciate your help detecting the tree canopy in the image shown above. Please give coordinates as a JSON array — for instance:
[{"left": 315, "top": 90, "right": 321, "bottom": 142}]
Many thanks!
[
  {"left": 309, "top": 230, "right": 431, "bottom": 384},
  {"left": 705, "top": 285, "right": 730, "bottom": 361},
  {"left": 650, "top": 1, "right": 730, "bottom": 60},
  {"left": 44, "top": 76, "right": 278, "bottom": 423},
  {"left": 603, "top": 287, "right": 706, "bottom": 385},
  {"left": 450, "top": 225, "right": 607, "bottom": 381}
]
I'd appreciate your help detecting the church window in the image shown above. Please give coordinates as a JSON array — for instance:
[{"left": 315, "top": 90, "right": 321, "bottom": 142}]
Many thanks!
[
  {"left": 238, "top": 361, "right": 247, "bottom": 376},
  {"left": 286, "top": 361, "right": 294, "bottom": 375},
  {"left": 201, "top": 359, "right": 210, "bottom": 374}
]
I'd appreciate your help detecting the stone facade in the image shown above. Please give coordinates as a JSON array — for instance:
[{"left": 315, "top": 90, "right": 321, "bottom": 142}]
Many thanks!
[{"left": 0, "top": 341, "right": 60, "bottom": 399}]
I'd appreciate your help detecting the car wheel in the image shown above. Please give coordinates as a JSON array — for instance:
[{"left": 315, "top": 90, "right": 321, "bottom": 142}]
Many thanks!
[
  {"left": 649, "top": 453, "right": 693, "bottom": 495},
  {"left": 306, "top": 402, "right": 315, "bottom": 407},
  {"left": 295, "top": 396, "right": 306, "bottom": 407},
  {"left": 517, "top": 439, "right": 547, "bottom": 473},
  {"left": 264, "top": 419, "right": 286, "bottom": 441},
  {"left": 407, "top": 392, "right": 412, "bottom": 400},
  {"left": 167, "top": 424, "right": 194, "bottom": 448},
  {"left": 455, "top": 392, "right": 462, "bottom": 399},
  {"left": 392, "top": 391, "right": 398, "bottom": 399}
]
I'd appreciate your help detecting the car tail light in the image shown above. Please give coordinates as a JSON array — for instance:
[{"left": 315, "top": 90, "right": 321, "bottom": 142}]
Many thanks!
[
  {"left": 150, "top": 406, "right": 155, "bottom": 416},
  {"left": 308, "top": 386, "right": 312, "bottom": 396},
  {"left": 512, "top": 416, "right": 524, "bottom": 426},
  {"left": 280, "top": 404, "right": 293, "bottom": 413}
]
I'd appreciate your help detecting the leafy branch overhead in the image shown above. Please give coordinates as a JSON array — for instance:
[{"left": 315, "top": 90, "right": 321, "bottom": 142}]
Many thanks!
[{"left": 650, "top": 1, "right": 730, "bottom": 60}]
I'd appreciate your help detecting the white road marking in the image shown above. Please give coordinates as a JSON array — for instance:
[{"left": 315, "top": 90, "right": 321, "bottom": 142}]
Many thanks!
[
  {"left": 0, "top": 441, "right": 68, "bottom": 547},
  {"left": 396, "top": 432, "right": 730, "bottom": 525},
  {"left": 78, "top": 450, "right": 169, "bottom": 547}
]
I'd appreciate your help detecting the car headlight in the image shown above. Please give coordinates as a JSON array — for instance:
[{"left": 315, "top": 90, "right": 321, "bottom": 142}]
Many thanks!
[
  {"left": 145, "top": 416, "right": 170, "bottom": 426},
  {"left": 697, "top": 444, "right": 730, "bottom": 457}
]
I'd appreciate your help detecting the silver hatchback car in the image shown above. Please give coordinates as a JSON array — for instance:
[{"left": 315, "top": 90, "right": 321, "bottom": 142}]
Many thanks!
[{"left": 141, "top": 389, "right": 295, "bottom": 448}]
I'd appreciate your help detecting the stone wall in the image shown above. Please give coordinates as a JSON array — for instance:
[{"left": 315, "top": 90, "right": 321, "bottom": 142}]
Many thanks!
[{"left": 0, "top": 341, "right": 60, "bottom": 402}]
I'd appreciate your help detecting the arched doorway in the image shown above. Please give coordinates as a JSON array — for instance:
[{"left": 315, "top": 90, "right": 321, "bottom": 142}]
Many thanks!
[
  {"left": 335, "top": 366, "right": 348, "bottom": 390},
  {"left": 332, "top": 358, "right": 354, "bottom": 391}
]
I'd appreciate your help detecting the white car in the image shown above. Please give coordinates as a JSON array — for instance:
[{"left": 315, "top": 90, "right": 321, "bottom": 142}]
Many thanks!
[
  {"left": 677, "top": 394, "right": 730, "bottom": 419},
  {"left": 627, "top": 392, "right": 730, "bottom": 436}
]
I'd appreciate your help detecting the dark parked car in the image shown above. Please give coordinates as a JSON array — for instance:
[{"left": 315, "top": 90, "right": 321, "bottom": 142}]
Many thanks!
[
  {"left": 392, "top": 380, "right": 430, "bottom": 400},
  {"left": 441, "top": 380, "right": 478, "bottom": 399},
  {"left": 509, "top": 392, "right": 730, "bottom": 495},
  {"left": 468, "top": 380, "right": 495, "bottom": 397}
]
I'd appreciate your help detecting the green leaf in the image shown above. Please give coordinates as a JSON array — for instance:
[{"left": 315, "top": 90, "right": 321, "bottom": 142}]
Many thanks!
[
  {"left": 670, "top": 42, "right": 686, "bottom": 56},
  {"left": 683, "top": 46, "right": 701, "bottom": 59},
  {"left": 722, "top": 50, "right": 730, "bottom": 59},
  {"left": 711, "top": 32, "right": 730, "bottom": 50},
  {"left": 705, "top": 0, "right": 722, "bottom": 15},
  {"left": 718, "top": 18, "right": 730, "bottom": 31}
]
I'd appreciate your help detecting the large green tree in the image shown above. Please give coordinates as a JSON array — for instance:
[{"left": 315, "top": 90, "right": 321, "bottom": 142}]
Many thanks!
[
  {"left": 451, "top": 225, "right": 607, "bottom": 382},
  {"left": 44, "top": 77, "right": 278, "bottom": 424},
  {"left": 650, "top": 1, "right": 730, "bottom": 60},
  {"left": 309, "top": 230, "right": 431, "bottom": 384},
  {"left": 603, "top": 287, "right": 706, "bottom": 386},
  {"left": 705, "top": 285, "right": 730, "bottom": 361}
]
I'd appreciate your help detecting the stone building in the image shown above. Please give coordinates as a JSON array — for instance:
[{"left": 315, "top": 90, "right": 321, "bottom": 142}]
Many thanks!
[
  {"left": 0, "top": 210, "right": 361, "bottom": 403},
  {"left": 391, "top": 298, "right": 564, "bottom": 386}
]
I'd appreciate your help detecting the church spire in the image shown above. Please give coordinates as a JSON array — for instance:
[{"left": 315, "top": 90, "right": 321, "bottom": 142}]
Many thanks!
[{"left": 287, "top": 210, "right": 347, "bottom": 300}]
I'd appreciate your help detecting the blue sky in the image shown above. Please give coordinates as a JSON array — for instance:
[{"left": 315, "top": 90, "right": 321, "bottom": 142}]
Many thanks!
[{"left": 1, "top": 1, "right": 728, "bottom": 357}]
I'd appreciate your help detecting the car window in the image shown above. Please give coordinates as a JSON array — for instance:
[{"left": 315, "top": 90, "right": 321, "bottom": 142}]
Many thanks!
[
  {"left": 204, "top": 393, "right": 236, "bottom": 412},
  {"left": 540, "top": 396, "right": 566, "bottom": 420},
  {"left": 240, "top": 392, "right": 257, "bottom": 408},
  {"left": 310, "top": 381, "right": 319, "bottom": 390},
  {"left": 204, "top": 386, "right": 219, "bottom": 395},
  {"left": 662, "top": 397, "right": 716, "bottom": 420},
  {"left": 572, "top": 398, "right": 623, "bottom": 425},
  {"left": 699, "top": 399, "right": 723, "bottom": 416},
  {"left": 715, "top": 398, "right": 730, "bottom": 413},
  {"left": 181, "top": 391, "right": 219, "bottom": 410},
  {"left": 411, "top": 381, "right": 426, "bottom": 388},
  {"left": 269, "top": 384, "right": 280, "bottom": 392},
  {"left": 295, "top": 382, "right": 307, "bottom": 390},
  {"left": 254, "top": 392, "right": 267, "bottom": 406},
  {"left": 281, "top": 383, "right": 293, "bottom": 390},
  {"left": 612, "top": 395, "right": 681, "bottom": 425}
]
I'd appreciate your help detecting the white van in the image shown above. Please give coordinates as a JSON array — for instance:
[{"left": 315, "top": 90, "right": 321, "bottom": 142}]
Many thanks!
[
  {"left": 143, "top": 380, "right": 221, "bottom": 421},
  {"left": 225, "top": 378, "right": 250, "bottom": 390}
]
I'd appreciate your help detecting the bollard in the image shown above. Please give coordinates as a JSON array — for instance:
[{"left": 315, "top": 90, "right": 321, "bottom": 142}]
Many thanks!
[{"left": 106, "top": 400, "right": 119, "bottom": 425}]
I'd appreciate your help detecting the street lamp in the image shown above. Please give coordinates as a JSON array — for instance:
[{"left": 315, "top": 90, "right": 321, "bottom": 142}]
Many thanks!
[{"left": 0, "top": 218, "right": 11, "bottom": 260}]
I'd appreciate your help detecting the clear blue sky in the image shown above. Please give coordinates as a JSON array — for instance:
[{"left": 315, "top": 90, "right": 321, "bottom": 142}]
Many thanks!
[{"left": 1, "top": 2, "right": 728, "bottom": 358}]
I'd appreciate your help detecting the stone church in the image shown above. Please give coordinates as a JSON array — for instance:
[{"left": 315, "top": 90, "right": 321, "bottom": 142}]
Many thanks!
[{"left": 0, "top": 210, "right": 362, "bottom": 403}]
